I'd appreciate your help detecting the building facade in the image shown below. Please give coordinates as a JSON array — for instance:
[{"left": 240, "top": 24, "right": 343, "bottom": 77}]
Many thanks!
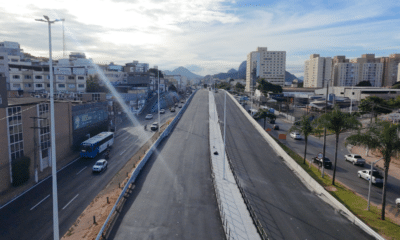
[
  {"left": 246, "top": 47, "right": 286, "bottom": 92},
  {"left": 304, "top": 54, "right": 332, "bottom": 88}
]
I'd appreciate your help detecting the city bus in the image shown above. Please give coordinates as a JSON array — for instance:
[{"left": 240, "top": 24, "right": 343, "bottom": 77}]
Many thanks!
[{"left": 80, "top": 132, "right": 114, "bottom": 158}]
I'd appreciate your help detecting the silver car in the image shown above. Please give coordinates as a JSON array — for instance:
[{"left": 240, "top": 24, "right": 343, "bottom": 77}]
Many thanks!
[
  {"left": 92, "top": 159, "right": 108, "bottom": 173},
  {"left": 145, "top": 114, "right": 153, "bottom": 120}
]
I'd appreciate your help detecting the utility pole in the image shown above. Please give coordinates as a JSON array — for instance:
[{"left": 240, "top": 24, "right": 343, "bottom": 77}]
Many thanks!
[
  {"left": 322, "top": 79, "right": 330, "bottom": 178},
  {"left": 30, "top": 116, "right": 47, "bottom": 183}
]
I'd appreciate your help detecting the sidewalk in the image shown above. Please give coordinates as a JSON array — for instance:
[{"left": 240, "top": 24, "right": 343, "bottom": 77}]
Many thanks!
[{"left": 209, "top": 91, "right": 261, "bottom": 240}]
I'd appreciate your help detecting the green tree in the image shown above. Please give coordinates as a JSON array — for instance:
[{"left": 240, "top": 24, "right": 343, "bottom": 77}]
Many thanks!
[
  {"left": 315, "top": 106, "right": 361, "bottom": 185},
  {"left": 148, "top": 68, "right": 164, "bottom": 78},
  {"left": 356, "top": 81, "right": 372, "bottom": 87},
  {"left": 86, "top": 75, "right": 105, "bottom": 92},
  {"left": 289, "top": 115, "right": 314, "bottom": 164},
  {"left": 359, "top": 96, "right": 392, "bottom": 123},
  {"left": 235, "top": 82, "right": 245, "bottom": 92},
  {"left": 346, "top": 121, "right": 400, "bottom": 220},
  {"left": 257, "top": 79, "right": 282, "bottom": 94},
  {"left": 169, "top": 84, "right": 177, "bottom": 92},
  {"left": 216, "top": 82, "right": 231, "bottom": 90},
  {"left": 254, "top": 109, "right": 276, "bottom": 129}
]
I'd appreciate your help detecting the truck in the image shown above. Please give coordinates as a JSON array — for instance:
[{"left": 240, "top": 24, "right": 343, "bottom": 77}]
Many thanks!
[
  {"left": 345, "top": 154, "right": 365, "bottom": 166},
  {"left": 312, "top": 155, "right": 332, "bottom": 169}
]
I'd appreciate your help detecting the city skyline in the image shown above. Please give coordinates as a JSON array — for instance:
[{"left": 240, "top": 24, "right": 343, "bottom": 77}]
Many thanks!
[{"left": 1, "top": 0, "right": 400, "bottom": 77}]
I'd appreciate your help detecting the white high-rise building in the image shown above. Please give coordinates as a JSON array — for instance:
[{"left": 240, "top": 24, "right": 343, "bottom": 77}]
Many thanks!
[
  {"left": 246, "top": 47, "right": 286, "bottom": 92},
  {"left": 303, "top": 54, "right": 332, "bottom": 88},
  {"left": 333, "top": 63, "right": 359, "bottom": 86}
]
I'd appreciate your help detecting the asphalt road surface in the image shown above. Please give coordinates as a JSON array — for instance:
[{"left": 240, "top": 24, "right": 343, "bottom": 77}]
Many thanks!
[
  {"left": 0, "top": 108, "right": 178, "bottom": 240},
  {"left": 108, "top": 90, "right": 225, "bottom": 240},
  {"left": 254, "top": 106, "right": 400, "bottom": 212},
  {"left": 214, "top": 91, "right": 374, "bottom": 240}
]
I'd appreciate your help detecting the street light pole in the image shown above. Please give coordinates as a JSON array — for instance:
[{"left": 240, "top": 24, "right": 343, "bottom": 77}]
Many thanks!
[
  {"left": 368, "top": 157, "right": 383, "bottom": 210},
  {"left": 223, "top": 91, "right": 227, "bottom": 180},
  {"left": 322, "top": 79, "right": 330, "bottom": 178},
  {"left": 35, "top": 15, "right": 61, "bottom": 240},
  {"left": 158, "top": 70, "right": 160, "bottom": 133}
]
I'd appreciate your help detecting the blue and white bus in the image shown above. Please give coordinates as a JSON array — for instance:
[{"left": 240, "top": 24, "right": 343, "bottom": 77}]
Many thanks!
[{"left": 80, "top": 132, "right": 114, "bottom": 158}]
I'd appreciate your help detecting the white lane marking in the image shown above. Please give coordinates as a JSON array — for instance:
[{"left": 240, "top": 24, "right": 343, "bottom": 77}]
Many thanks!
[
  {"left": 122, "top": 135, "right": 130, "bottom": 141},
  {"left": 62, "top": 194, "right": 79, "bottom": 210},
  {"left": 0, "top": 156, "right": 81, "bottom": 210},
  {"left": 30, "top": 194, "right": 50, "bottom": 211},
  {"left": 76, "top": 166, "right": 87, "bottom": 175},
  {"left": 120, "top": 149, "right": 127, "bottom": 156}
]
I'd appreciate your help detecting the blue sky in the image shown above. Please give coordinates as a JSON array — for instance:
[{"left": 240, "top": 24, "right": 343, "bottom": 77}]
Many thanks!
[{"left": 1, "top": 0, "right": 400, "bottom": 77}]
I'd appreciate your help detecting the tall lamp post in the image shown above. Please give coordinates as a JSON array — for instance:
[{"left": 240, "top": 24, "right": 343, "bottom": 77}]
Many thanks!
[
  {"left": 35, "top": 15, "right": 61, "bottom": 240},
  {"left": 321, "top": 79, "right": 331, "bottom": 178},
  {"left": 368, "top": 157, "right": 383, "bottom": 210}
]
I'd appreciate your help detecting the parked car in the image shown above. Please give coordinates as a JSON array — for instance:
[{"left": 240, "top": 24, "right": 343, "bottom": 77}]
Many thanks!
[
  {"left": 160, "top": 109, "right": 165, "bottom": 114},
  {"left": 290, "top": 132, "right": 302, "bottom": 140},
  {"left": 92, "top": 159, "right": 108, "bottom": 173},
  {"left": 145, "top": 114, "right": 153, "bottom": 120},
  {"left": 178, "top": 105, "right": 182, "bottom": 108},
  {"left": 150, "top": 122, "right": 159, "bottom": 131},
  {"left": 312, "top": 156, "right": 332, "bottom": 169},
  {"left": 273, "top": 124, "right": 279, "bottom": 130},
  {"left": 358, "top": 169, "right": 383, "bottom": 186},
  {"left": 345, "top": 154, "right": 366, "bottom": 166},
  {"left": 170, "top": 107, "right": 176, "bottom": 112}
]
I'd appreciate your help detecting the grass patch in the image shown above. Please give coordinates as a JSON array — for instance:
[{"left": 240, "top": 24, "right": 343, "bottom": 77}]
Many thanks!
[{"left": 270, "top": 135, "right": 400, "bottom": 239}]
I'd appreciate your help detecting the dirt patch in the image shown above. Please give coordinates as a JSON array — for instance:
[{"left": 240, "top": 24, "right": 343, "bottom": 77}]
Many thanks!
[
  {"left": 62, "top": 118, "right": 173, "bottom": 240},
  {"left": 351, "top": 146, "right": 400, "bottom": 181},
  {"left": 325, "top": 185, "right": 337, "bottom": 192}
]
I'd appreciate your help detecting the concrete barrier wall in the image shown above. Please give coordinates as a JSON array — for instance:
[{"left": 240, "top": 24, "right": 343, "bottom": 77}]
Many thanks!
[
  {"left": 225, "top": 90, "right": 384, "bottom": 240},
  {"left": 95, "top": 90, "right": 197, "bottom": 240}
]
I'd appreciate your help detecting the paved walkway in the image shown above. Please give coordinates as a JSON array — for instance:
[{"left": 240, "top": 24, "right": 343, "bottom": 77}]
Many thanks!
[{"left": 209, "top": 91, "right": 260, "bottom": 240}]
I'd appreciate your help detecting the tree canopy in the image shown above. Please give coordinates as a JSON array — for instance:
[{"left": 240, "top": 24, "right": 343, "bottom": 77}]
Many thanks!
[
  {"left": 289, "top": 115, "right": 314, "bottom": 164},
  {"left": 169, "top": 84, "right": 177, "bottom": 92},
  {"left": 257, "top": 79, "right": 283, "bottom": 94},
  {"left": 358, "top": 96, "right": 392, "bottom": 117},
  {"left": 235, "top": 82, "right": 245, "bottom": 92},
  {"left": 148, "top": 68, "right": 164, "bottom": 78},
  {"left": 356, "top": 81, "right": 372, "bottom": 87},
  {"left": 86, "top": 75, "right": 107, "bottom": 92},
  {"left": 315, "top": 106, "right": 361, "bottom": 185}
]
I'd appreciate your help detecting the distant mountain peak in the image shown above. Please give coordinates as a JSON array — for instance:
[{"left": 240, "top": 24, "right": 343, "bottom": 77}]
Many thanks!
[{"left": 164, "top": 66, "right": 203, "bottom": 80}]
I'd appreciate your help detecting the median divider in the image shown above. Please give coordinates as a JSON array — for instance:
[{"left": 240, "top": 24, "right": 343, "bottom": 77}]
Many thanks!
[
  {"left": 95, "top": 90, "right": 197, "bottom": 240},
  {"left": 226, "top": 90, "right": 385, "bottom": 240}
]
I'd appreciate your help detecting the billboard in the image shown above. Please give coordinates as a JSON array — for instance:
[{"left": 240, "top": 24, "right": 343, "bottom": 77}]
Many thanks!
[{"left": 73, "top": 109, "right": 108, "bottom": 130}]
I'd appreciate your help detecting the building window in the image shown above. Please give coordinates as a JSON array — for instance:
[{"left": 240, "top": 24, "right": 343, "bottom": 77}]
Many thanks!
[
  {"left": 68, "top": 76, "right": 74, "bottom": 80},
  {"left": 92, "top": 93, "right": 100, "bottom": 101},
  {"left": 13, "top": 75, "right": 20, "bottom": 79},
  {"left": 12, "top": 84, "right": 21, "bottom": 88},
  {"left": 47, "top": 84, "right": 50, "bottom": 87},
  {"left": 24, "top": 83, "right": 32, "bottom": 88},
  {"left": 58, "top": 84, "right": 66, "bottom": 88},
  {"left": 68, "top": 84, "right": 75, "bottom": 89},
  {"left": 35, "top": 84, "right": 43, "bottom": 88},
  {"left": 46, "top": 75, "right": 50, "bottom": 80},
  {"left": 78, "top": 76, "right": 84, "bottom": 80},
  {"left": 35, "top": 76, "right": 42, "bottom": 79},
  {"left": 78, "top": 84, "right": 85, "bottom": 88},
  {"left": 7, "top": 107, "right": 24, "bottom": 165},
  {"left": 24, "top": 75, "right": 32, "bottom": 79},
  {"left": 38, "top": 103, "right": 51, "bottom": 170},
  {"left": 0, "top": 56, "right": 3, "bottom": 60},
  {"left": 58, "top": 76, "right": 65, "bottom": 80}
]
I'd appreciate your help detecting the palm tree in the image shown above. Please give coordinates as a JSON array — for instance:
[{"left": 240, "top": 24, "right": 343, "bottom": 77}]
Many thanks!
[
  {"left": 254, "top": 109, "right": 276, "bottom": 129},
  {"left": 346, "top": 121, "right": 400, "bottom": 220},
  {"left": 288, "top": 115, "right": 314, "bottom": 165},
  {"left": 316, "top": 106, "right": 361, "bottom": 185}
]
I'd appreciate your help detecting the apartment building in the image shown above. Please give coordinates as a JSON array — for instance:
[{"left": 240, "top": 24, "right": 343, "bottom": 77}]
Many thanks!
[
  {"left": 350, "top": 54, "right": 383, "bottom": 87},
  {"left": 304, "top": 54, "right": 332, "bottom": 88},
  {"left": 246, "top": 47, "right": 286, "bottom": 92},
  {"left": 381, "top": 54, "right": 400, "bottom": 86},
  {"left": 332, "top": 63, "right": 359, "bottom": 86}
]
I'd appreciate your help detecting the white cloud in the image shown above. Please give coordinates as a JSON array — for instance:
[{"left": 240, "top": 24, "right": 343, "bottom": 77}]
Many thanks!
[{"left": 1, "top": 0, "right": 400, "bottom": 76}]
